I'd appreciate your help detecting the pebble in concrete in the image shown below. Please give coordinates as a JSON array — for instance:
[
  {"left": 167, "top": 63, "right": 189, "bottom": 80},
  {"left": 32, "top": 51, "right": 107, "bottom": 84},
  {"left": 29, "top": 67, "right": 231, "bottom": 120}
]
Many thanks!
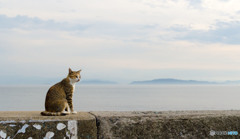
[
  {"left": 33, "top": 124, "right": 42, "bottom": 130},
  {"left": 0, "top": 130, "right": 7, "bottom": 139},
  {"left": 68, "top": 120, "right": 78, "bottom": 139},
  {"left": 17, "top": 124, "right": 29, "bottom": 134},
  {"left": 57, "top": 123, "right": 66, "bottom": 130},
  {"left": 44, "top": 131, "right": 55, "bottom": 139},
  {"left": 9, "top": 124, "right": 16, "bottom": 127}
]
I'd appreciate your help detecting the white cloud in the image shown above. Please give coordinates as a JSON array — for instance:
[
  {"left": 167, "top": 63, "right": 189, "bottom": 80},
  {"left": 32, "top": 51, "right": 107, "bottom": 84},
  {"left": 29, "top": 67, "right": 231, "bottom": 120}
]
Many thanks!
[
  {"left": 1, "top": 0, "right": 240, "bottom": 29},
  {"left": 1, "top": 0, "right": 240, "bottom": 83}
]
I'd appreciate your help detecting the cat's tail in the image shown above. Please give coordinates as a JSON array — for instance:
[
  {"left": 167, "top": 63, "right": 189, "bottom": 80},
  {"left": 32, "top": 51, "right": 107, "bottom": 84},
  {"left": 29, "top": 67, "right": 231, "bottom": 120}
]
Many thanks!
[{"left": 41, "top": 111, "right": 68, "bottom": 116}]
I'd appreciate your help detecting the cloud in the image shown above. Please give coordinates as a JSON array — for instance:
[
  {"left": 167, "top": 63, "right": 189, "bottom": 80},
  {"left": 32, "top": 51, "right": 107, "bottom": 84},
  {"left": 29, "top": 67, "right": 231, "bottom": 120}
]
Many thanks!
[
  {"left": 0, "top": 14, "right": 159, "bottom": 43},
  {"left": 0, "top": 14, "right": 88, "bottom": 31},
  {"left": 187, "top": 0, "right": 203, "bottom": 8},
  {"left": 2, "top": 1, "right": 240, "bottom": 84},
  {"left": 173, "top": 21, "right": 240, "bottom": 44},
  {"left": 1, "top": 0, "right": 239, "bottom": 29}
]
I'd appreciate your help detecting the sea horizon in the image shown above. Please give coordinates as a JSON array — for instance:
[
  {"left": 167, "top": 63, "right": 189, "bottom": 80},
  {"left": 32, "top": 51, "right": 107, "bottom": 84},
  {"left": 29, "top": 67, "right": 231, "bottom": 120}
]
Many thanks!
[{"left": 1, "top": 85, "right": 240, "bottom": 112}]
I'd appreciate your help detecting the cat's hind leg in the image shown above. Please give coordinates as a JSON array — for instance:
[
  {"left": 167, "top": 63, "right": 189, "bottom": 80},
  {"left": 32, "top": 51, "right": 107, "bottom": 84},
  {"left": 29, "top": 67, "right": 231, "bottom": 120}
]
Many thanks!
[
  {"left": 42, "top": 99, "right": 70, "bottom": 116},
  {"left": 61, "top": 101, "right": 70, "bottom": 115}
]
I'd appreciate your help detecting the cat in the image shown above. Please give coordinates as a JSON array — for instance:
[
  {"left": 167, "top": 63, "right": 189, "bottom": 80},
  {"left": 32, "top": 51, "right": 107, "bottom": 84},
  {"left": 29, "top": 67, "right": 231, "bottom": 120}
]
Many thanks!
[{"left": 41, "top": 68, "right": 81, "bottom": 116}]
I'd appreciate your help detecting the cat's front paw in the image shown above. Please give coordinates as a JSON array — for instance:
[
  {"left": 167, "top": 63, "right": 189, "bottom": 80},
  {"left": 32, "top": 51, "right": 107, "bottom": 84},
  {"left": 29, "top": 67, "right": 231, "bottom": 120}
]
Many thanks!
[
  {"left": 71, "top": 111, "right": 77, "bottom": 114},
  {"left": 62, "top": 111, "right": 70, "bottom": 115}
]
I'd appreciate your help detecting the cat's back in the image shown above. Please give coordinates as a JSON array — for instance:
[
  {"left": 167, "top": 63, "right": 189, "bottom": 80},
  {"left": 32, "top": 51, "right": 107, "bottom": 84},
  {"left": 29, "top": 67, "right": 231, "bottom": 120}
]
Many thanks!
[{"left": 46, "top": 81, "right": 66, "bottom": 99}]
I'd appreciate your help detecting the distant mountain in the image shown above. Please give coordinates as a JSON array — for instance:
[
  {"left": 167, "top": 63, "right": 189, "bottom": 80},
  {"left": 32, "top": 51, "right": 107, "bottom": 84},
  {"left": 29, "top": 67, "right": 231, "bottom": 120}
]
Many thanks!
[
  {"left": 222, "top": 80, "right": 240, "bottom": 84},
  {"left": 81, "top": 80, "right": 117, "bottom": 84},
  {"left": 131, "top": 78, "right": 219, "bottom": 85}
]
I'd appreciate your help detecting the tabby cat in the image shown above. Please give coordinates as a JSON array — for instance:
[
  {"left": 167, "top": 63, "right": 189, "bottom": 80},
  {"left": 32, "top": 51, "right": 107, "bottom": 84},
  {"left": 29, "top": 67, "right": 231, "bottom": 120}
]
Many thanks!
[{"left": 41, "top": 68, "right": 81, "bottom": 116}]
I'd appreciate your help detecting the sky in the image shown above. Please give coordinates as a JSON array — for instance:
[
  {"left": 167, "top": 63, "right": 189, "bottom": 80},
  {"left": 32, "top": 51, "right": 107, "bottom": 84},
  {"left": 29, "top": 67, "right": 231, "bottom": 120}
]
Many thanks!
[{"left": 1, "top": 0, "right": 240, "bottom": 84}]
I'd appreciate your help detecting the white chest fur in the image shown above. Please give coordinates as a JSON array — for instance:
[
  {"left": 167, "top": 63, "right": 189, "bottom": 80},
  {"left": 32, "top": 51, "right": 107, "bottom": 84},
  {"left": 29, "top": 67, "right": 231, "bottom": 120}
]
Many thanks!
[
  {"left": 69, "top": 77, "right": 76, "bottom": 92},
  {"left": 72, "top": 84, "right": 75, "bottom": 92}
]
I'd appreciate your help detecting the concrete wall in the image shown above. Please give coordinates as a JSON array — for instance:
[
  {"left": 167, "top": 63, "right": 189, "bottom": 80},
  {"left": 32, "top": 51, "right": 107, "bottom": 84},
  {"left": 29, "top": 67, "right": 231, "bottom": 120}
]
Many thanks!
[
  {"left": 1, "top": 111, "right": 240, "bottom": 138},
  {"left": 0, "top": 112, "right": 97, "bottom": 139}
]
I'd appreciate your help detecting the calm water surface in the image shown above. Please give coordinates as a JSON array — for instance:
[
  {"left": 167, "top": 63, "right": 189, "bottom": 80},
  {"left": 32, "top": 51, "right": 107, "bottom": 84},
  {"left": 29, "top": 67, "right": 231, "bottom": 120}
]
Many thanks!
[{"left": 0, "top": 85, "right": 240, "bottom": 111}]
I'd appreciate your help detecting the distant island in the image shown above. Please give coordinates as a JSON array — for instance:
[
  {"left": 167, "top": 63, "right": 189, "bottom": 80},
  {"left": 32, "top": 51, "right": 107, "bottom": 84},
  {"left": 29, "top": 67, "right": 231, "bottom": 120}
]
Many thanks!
[
  {"left": 130, "top": 78, "right": 240, "bottom": 85},
  {"left": 78, "top": 78, "right": 240, "bottom": 85}
]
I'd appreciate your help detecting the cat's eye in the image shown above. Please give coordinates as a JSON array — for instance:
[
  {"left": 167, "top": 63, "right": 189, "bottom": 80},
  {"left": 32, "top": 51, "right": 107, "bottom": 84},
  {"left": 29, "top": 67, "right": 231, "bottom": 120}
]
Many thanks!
[{"left": 76, "top": 76, "right": 78, "bottom": 78}]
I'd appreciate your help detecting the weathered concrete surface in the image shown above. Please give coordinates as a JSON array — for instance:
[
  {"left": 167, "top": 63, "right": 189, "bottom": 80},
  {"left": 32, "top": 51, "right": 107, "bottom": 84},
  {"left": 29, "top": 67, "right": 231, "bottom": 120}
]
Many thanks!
[
  {"left": 1, "top": 111, "right": 240, "bottom": 138},
  {"left": 91, "top": 111, "right": 240, "bottom": 138},
  {"left": 0, "top": 111, "right": 97, "bottom": 139}
]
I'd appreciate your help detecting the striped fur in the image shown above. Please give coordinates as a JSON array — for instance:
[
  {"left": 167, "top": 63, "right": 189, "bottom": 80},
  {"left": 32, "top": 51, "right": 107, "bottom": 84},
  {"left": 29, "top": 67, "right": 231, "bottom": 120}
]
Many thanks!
[
  {"left": 41, "top": 68, "right": 81, "bottom": 116},
  {"left": 41, "top": 111, "right": 68, "bottom": 116}
]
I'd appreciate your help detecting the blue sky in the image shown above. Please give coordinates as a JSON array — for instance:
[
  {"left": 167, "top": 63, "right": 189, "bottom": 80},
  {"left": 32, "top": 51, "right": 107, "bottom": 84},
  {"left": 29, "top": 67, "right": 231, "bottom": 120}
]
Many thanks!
[{"left": 1, "top": 0, "right": 240, "bottom": 84}]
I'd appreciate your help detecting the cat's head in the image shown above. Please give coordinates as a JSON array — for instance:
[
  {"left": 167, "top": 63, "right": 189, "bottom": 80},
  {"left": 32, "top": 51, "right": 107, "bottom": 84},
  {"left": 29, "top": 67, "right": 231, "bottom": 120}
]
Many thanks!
[{"left": 68, "top": 68, "right": 81, "bottom": 83}]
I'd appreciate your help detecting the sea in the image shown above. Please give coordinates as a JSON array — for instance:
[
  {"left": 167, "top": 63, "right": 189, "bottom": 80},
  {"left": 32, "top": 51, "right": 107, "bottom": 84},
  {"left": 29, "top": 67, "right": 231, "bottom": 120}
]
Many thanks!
[{"left": 0, "top": 85, "right": 240, "bottom": 111}]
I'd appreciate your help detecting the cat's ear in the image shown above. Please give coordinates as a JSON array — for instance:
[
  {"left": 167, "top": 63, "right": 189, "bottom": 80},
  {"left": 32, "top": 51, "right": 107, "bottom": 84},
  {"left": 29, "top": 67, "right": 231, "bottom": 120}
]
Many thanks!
[
  {"left": 77, "top": 69, "right": 82, "bottom": 73},
  {"left": 69, "top": 68, "right": 73, "bottom": 74}
]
